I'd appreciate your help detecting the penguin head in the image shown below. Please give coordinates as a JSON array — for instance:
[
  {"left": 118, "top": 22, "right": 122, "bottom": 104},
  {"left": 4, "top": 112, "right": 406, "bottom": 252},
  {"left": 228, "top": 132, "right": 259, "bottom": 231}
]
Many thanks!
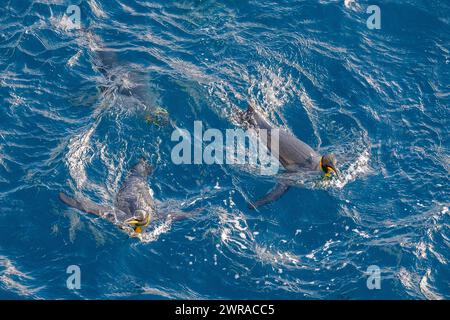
[
  {"left": 125, "top": 210, "right": 151, "bottom": 234},
  {"left": 320, "top": 154, "right": 340, "bottom": 178},
  {"left": 144, "top": 106, "right": 170, "bottom": 127}
]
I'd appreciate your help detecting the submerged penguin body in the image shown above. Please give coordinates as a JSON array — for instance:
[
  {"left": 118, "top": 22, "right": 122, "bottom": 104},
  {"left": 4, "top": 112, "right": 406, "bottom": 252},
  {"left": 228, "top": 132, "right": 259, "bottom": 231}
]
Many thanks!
[
  {"left": 245, "top": 103, "right": 322, "bottom": 173},
  {"left": 241, "top": 103, "right": 338, "bottom": 208},
  {"left": 60, "top": 159, "right": 156, "bottom": 235}
]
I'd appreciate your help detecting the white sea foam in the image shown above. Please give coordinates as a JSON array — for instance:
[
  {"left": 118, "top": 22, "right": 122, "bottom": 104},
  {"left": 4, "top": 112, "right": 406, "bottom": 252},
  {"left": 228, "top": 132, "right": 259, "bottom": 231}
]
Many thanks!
[
  {"left": 88, "top": 0, "right": 108, "bottom": 18},
  {"left": 66, "top": 123, "right": 98, "bottom": 190},
  {"left": 419, "top": 269, "right": 443, "bottom": 300},
  {"left": 0, "top": 256, "right": 41, "bottom": 297},
  {"left": 67, "top": 50, "right": 82, "bottom": 67},
  {"left": 334, "top": 148, "right": 371, "bottom": 189},
  {"left": 137, "top": 218, "right": 173, "bottom": 243}
]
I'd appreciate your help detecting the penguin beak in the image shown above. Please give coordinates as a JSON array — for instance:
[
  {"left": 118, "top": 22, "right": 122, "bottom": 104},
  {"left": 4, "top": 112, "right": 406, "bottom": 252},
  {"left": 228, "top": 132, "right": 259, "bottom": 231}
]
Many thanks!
[
  {"left": 325, "top": 165, "right": 340, "bottom": 179},
  {"left": 125, "top": 212, "right": 151, "bottom": 234},
  {"left": 125, "top": 218, "right": 144, "bottom": 235},
  {"left": 125, "top": 218, "right": 141, "bottom": 226}
]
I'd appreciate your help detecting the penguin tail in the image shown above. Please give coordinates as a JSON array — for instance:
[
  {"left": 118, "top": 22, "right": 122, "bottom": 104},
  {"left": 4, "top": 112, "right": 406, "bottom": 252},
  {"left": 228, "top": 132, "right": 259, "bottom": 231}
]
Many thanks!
[
  {"left": 247, "top": 99, "right": 257, "bottom": 114},
  {"left": 232, "top": 99, "right": 257, "bottom": 128}
]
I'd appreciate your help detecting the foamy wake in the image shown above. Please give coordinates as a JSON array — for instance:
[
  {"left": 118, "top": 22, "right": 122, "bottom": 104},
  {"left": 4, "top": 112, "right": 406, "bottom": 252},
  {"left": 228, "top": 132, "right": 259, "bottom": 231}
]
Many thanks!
[
  {"left": 419, "top": 269, "right": 444, "bottom": 300},
  {"left": 215, "top": 208, "right": 302, "bottom": 271},
  {"left": 325, "top": 148, "right": 371, "bottom": 189},
  {"left": 0, "top": 256, "right": 41, "bottom": 297},
  {"left": 66, "top": 123, "right": 98, "bottom": 190},
  {"left": 137, "top": 218, "right": 173, "bottom": 243}
]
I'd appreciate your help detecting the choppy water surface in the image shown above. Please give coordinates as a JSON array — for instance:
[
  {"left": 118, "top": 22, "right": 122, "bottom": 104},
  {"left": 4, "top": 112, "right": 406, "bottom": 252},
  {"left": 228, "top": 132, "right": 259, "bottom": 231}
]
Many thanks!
[{"left": 0, "top": 0, "right": 448, "bottom": 299}]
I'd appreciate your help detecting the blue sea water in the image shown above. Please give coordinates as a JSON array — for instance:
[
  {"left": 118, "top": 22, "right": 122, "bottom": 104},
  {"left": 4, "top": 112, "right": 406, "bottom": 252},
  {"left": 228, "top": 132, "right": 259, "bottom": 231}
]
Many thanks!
[{"left": 0, "top": 0, "right": 449, "bottom": 300}]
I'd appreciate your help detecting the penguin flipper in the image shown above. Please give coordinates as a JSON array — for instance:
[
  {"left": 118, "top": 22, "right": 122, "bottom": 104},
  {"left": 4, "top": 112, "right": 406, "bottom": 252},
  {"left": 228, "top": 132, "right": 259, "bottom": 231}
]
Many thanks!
[
  {"left": 167, "top": 207, "right": 204, "bottom": 221},
  {"left": 249, "top": 183, "right": 290, "bottom": 209},
  {"left": 59, "top": 192, "right": 110, "bottom": 217}
]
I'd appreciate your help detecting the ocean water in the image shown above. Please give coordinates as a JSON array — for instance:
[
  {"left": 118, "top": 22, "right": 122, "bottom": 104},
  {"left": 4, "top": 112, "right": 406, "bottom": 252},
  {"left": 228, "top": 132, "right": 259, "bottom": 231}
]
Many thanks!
[{"left": 0, "top": 0, "right": 448, "bottom": 300}]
